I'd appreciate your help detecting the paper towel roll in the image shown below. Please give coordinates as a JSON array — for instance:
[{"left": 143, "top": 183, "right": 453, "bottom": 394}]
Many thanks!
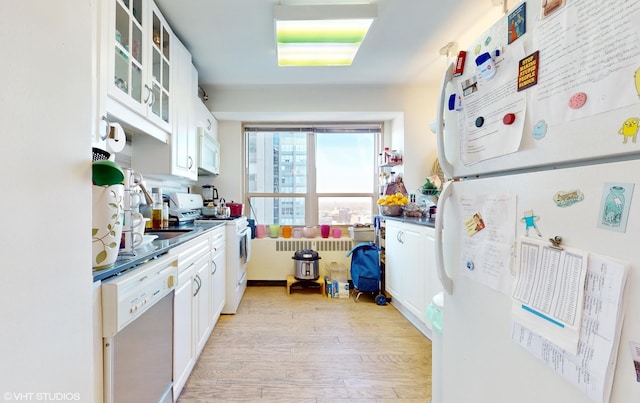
[{"left": 106, "top": 122, "right": 126, "bottom": 153}]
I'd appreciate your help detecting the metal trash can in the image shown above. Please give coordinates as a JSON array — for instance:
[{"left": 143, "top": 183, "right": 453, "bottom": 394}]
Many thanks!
[{"left": 425, "top": 292, "right": 444, "bottom": 403}]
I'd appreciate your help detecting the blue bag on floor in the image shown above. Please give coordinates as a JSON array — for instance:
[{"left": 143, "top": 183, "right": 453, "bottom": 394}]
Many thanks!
[{"left": 346, "top": 242, "right": 380, "bottom": 293}]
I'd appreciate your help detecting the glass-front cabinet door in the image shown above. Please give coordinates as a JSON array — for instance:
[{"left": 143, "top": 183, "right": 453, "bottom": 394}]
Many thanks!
[
  {"left": 111, "top": 0, "right": 145, "bottom": 115},
  {"left": 150, "top": 3, "right": 170, "bottom": 127},
  {"left": 107, "top": 0, "right": 171, "bottom": 132}
]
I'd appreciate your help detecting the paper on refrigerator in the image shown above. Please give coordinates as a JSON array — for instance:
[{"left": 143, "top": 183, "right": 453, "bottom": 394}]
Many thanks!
[
  {"left": 459, "top": 194, "right": 517, "bottom": 295},
  {"left": 531, "top": 0, "right": 640, "bottom": 125},
  {"left": 512, "top": 237, "right": 588, "bottom": 354},
  {"left": 512, "top": 254, "right": 629, "bottom": 403},
  {"left": 458, "top": 26, "right": 526, "bottom": 166}
]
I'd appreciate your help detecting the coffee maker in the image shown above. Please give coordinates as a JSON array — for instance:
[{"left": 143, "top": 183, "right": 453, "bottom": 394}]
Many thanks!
[{"left": 201, "top": 185, "right": 219, "bottom": 205}]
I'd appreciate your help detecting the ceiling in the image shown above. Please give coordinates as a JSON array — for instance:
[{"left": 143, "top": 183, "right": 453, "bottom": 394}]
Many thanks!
[{"left": 154, "top": 0, "right": 508, "bottom": 90}]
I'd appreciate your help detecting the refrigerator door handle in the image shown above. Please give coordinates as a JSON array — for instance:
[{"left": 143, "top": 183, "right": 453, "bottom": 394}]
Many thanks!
[
  {"left": 435, "top": 180, "right": 454, "bottom": 294},
  {"left": 436, "top": 62, "right": 455, "bottom": 180}
]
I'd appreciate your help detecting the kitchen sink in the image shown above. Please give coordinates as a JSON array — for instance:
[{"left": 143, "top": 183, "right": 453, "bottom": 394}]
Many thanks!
[{"left": 146, "top": 229, "right": 193, "bottom": 240}]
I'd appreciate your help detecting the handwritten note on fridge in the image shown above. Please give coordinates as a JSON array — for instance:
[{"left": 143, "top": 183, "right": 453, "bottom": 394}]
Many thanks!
[{"left": 459, "top": 194, "right": 517, "bottom": 295}]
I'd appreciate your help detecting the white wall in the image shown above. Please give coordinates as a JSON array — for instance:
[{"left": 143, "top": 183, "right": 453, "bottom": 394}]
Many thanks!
[
  {"left": 0, "top": 1, "right": 94, "bottom": 400},
  {"left": 207, "top": 83, "right": 440, "bottom": 196}
]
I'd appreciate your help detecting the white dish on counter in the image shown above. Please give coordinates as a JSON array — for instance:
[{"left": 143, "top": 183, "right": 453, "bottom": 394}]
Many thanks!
[{"left": 140, "top": 234, "right": 158, "bottom": 246}]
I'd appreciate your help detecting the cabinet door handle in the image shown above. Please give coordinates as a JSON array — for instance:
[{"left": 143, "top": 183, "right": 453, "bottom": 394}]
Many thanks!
[
  {"left": 148, "top": 88, "right": 156, "bottom": 106},
  {"left": 211, "top": 260, "right": 217, "bottom": 276},
  {"left": 193, "top": 274, "right": 202, "bottom": 296},
  {"left": 206, "top": 119, "right": 212, "bottom": 131},
  {"left": 188, "top": 156, "right": 194, "bottom": 170},
  {"left": 143, "top": 84, "right": 152, "bottom": 104},
  {"left": 100, "top": 116, "right": 110, "bottom": 141}
]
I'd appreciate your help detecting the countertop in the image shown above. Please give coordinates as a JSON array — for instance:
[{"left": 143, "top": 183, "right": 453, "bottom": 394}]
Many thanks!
[
  {"left": 382, "top": 215, "right": 436, "bottom": 228},
  {"left": 92, "top": 221, "right": 225, "bottom": 282}
]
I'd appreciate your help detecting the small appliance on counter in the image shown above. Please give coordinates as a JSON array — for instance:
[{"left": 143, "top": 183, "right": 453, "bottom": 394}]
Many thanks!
[
  {"left": 201, "top": 185, "right": 219, "bottom": 205},
  {"left": 226, "top": 201, "right": 243, "bottom": 217},
  {"left": 168, "top": 192, "right": 203, "bottom": 224}
]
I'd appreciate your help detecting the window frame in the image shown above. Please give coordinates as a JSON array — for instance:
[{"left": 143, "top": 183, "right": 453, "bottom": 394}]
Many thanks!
[{"left": 243, "top": 123, "right": 383, "bottom": 226}]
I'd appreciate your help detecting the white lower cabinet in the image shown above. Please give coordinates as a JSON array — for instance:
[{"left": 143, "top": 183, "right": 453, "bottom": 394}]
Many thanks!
[
  {"left": 171, "top": 234, "right": 210, "bottom": 400},
  {"left": 194, "top": 253, "right": 211, "bottom": 357},
  {"left": 209, "top": 227, "right": 226, "bottom": 327},
  {"left": 173, "top": 261, "right": 196, "bottom": 398},
  {"left": 384, "top": 219, "right": 438, "bottom": 337},
  {"left": 171, "top": 227, "right": 227, "bottom": 401}
]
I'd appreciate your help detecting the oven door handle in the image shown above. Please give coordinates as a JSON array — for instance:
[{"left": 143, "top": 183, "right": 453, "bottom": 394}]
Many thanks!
[{"left": 240, "top": 226, "right": 252, "bottom": 263}]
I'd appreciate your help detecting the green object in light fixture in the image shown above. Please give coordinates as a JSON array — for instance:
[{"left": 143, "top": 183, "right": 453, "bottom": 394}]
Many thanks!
[{"left": 276, "top": 19, "right": 374, "bottom": 66}]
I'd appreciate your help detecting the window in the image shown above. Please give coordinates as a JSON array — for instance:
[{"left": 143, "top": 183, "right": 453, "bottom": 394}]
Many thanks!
[{"left": 245, "top": 124, "right": 381, "bottom": 226}]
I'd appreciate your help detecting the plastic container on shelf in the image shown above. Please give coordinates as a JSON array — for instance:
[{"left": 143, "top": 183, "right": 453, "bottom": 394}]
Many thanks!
[{"left": 349, "top": 225, "right": 374, "bottom": 242}]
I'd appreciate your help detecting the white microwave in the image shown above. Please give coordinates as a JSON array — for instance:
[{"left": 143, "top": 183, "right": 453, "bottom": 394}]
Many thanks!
[{"left": 198, "top": 129, "right": 220, "bottom": 175}]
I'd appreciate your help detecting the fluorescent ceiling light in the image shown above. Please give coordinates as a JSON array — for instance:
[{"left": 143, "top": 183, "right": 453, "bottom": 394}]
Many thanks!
[{"left": 274, "top": 4, "right": 376, "bottom": 67}]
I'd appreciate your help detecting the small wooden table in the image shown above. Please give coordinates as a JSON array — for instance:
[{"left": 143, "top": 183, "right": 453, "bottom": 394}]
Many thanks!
[{"left": 286, "top": 274, "right": 325, "bottom": 295}]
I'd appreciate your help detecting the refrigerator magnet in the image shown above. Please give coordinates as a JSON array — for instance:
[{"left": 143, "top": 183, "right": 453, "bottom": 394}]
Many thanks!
[
  {"left": 532, "top": 120, "right": 548, "bottom": 140},
  {"left": 464, "top": 212, "right": 486, "bottom": 236},
  {"left": 569, "top": 92, "right": 587, "bottom": 109},
  {"left": 508, "top": 2, "right": 526, "bottom": 44},
  {"left": 475, "top": 52, "right": 496, "bottom": 80},
  {"left": 517, "top": 51, "right": 539, "bottom": 91},
  {"left": 503, "top": 113, "right": 516, "bottom": 125},
  {"left": 448, "top": 93, "right": 463, "bottom": 111},
  {"left": 598, "top": 182, "right": 635, "bottom": 233},
  {"left": 553, "top": 189, "right": 584, "bottom": 207},
  {"left": 617, "top": 117, "right": 639, "bottom": 144},
  {"left": 521, "top": 210, "right": 542, "bottom": 237},
  {"left": 453, "top": 51, "right": 467, "bottom": 76}
]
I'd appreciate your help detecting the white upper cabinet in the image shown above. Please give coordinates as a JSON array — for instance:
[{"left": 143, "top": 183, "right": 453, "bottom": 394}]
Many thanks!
[
  {"left": 132, "top": 37, "right": 198, "bottom": 181},
  {"left": 102, "top": 0, "right": 172, "bottom": 141},
  {"left": 171, "top": 39, "right": 198, "bottom": 180}
]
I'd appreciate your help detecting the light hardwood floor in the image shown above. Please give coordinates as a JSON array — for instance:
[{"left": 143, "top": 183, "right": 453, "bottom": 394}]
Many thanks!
[{"left": 178, "top": 285, "right": 432, "bottom": 402}]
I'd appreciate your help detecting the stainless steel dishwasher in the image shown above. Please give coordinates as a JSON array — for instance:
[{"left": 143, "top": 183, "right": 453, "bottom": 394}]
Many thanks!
[{"left": 101, "top": 253, "right": 178, "bottom": 403}]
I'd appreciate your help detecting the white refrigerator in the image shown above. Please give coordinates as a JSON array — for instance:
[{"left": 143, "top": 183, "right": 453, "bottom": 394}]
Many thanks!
[{"left": 433, "top": 1, "right": 640, "bottom": 402}]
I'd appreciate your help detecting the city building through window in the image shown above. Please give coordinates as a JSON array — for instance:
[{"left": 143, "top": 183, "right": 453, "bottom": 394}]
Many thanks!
[{"left": 245, "top": 124, "right": 381, "bottom": 226}]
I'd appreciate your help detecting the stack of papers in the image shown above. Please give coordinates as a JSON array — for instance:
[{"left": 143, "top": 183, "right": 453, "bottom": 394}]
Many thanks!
[{"left": 511, "top": 239, "right": 629, "bottom": 403}]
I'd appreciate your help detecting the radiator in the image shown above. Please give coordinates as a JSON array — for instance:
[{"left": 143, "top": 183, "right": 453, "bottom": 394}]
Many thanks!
[
  {"left": 247, "top": 238, "right": 354, "bottom": 281},
  {"left": 274, "top": 239, "right": 353, "bottom": 253}
]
